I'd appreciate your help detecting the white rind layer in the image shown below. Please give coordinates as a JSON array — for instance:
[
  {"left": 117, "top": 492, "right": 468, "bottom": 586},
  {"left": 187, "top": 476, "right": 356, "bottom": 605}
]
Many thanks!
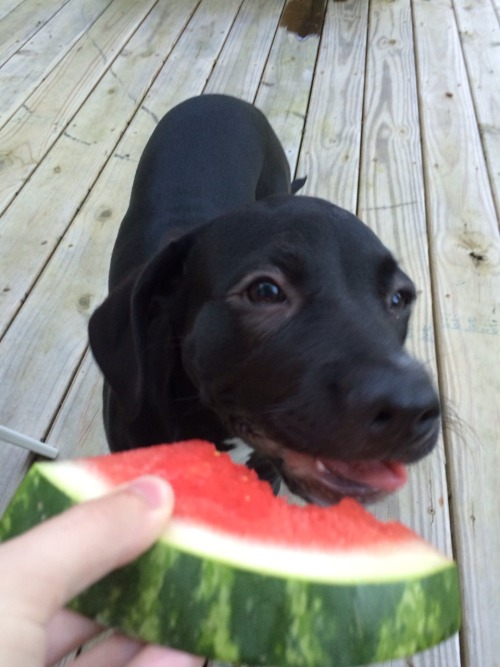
[{"left": 39, "top": 461, "right": 451, "bottom": 584}]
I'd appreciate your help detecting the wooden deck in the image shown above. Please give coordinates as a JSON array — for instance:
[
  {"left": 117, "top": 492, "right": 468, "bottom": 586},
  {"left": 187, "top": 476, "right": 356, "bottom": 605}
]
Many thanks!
[{"left": 0, "top": 0, "right": 499, "bottom": 665}]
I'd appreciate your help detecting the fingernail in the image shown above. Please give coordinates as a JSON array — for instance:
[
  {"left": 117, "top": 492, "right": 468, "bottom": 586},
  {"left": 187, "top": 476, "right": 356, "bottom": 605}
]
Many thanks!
[{"left": 127, "top": 476, "right": 174, "bottom": 510}]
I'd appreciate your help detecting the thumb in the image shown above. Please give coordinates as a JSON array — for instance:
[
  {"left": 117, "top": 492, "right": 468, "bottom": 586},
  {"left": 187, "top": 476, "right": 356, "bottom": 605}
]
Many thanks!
[{"left": 0, "top": 476, "right": 174, "bottom": 624}]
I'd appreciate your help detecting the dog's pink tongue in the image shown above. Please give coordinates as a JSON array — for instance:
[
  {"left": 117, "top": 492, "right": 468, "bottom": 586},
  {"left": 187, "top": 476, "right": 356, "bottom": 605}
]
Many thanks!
[{"left": 319, "top": 459, "right": 408, "bottom": 492}]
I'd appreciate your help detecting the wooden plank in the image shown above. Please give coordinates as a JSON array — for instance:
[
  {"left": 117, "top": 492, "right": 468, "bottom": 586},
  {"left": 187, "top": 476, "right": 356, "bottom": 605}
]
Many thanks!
[
  {"left": 46, "top": 350, "right": 108, "bottom": 458},
  {"left": 0, "top": 0, "right": 70, "bottom": 67},
  {"left": 357, "top": 0, "right": 461, "bottom": 664},
  {"left": 0, "top": 0, "right": 245, "bottom": 512},
  {"left": 413, "top": 0, "right": 500, "bottom": 664},
  {"left": 0, "top": 0, "right": 157, "bottom": 216},
  {"left": 0, "top": 0, "right": 26, "bottom": 23},
  {"left": 204, "top": 0, "right": 324, "bottom": 171},
  {"left": 0, "top": 152, "right": 136, "bottom": 516},
  {"left": 296, "top": 0, "right": 369, "bottom": 209},
  {"left": 205, "top": 0, "right": 285, "bottom": 100},
  {"left": 256, "top": 0, "right": 328, "bottom": 174},
  {"left": 0, "top": 0, "right": 199, "bottom": 336},
  {"left": 0, "top": 0, "right": 115, "bottom": 128},
  {"left": 452, "top": 0, "right": 500, "bottom": 216}
]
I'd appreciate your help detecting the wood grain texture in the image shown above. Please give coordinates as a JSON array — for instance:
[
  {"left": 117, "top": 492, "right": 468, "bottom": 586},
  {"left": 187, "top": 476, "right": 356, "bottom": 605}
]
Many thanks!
[
  {"left": 452, "top": 0, "right": 500, "bottom": 216},
  {"left": 0, "top": 0, "right": 69, "bottom": 67},
  {"left": 205, "top": 0, "right": 285, "bottom": 100},
  {"left": 0, "top": 0, "right": 27, "bottom": 24},
  {"left": 297, "top": 0, "right": 369, "bottom": 210},
  {"left": 46, "top": 351, "right": 108, "bottom": 459},
  {"left": 0, "top": 0, "right": 158, "bottom": 215},
  {"left": 0, "top": 0, "right": 200, "bottom": 336},
  {"left": 413, "top": 0, "right": 500, "bottom": 664},
  {"left": 0, "top": 0, "right": 114, "bottom": 128},
  {"left": 255, "top": 0, "right": 327, "bottom": 175}
]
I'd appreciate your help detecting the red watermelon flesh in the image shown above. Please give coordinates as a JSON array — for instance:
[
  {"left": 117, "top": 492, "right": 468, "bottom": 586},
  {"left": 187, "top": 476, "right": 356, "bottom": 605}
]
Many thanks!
[{"left": 83, "top": 440, "right": 416, "bottom": 553}]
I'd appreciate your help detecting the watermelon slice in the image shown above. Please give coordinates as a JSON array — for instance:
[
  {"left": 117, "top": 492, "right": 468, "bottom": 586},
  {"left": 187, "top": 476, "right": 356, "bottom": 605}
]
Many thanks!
[{"left": 0, "top": 440, "right": 460, "bottom": 666}]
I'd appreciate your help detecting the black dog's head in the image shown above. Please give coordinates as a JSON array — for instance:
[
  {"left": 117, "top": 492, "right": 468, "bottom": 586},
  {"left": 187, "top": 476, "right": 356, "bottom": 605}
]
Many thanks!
[{"left": 89, "top": 195, "right": 440, "bottom": 505}]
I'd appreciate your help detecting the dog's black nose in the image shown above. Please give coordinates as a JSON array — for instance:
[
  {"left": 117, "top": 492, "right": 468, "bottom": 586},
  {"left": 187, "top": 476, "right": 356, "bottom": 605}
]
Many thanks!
[{"left": 345, "top": 359, "right": 441, "bottom": 460}]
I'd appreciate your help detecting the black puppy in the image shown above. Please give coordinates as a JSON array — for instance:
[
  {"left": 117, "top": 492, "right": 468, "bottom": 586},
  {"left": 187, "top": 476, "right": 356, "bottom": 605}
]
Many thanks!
[{"left": 89, "top": 94, "right": 440, "bottom": 505}]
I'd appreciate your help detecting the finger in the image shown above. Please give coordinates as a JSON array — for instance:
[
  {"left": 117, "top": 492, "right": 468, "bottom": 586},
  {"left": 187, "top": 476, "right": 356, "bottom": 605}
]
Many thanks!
[
  {"left": 46, "top": 609, "right": 103, "bottom": 665},
  {"left": 0, "top": 476, "right": 174, "bottom": 624},
  {"left": 68, "top": 631, "right": 143, "bottom": 667},
  {"left": 127, "top": 645, "right": 206, "bottom": 667},
  {"left": 68, "top": 632, "right": 205, "bottom": 667}
]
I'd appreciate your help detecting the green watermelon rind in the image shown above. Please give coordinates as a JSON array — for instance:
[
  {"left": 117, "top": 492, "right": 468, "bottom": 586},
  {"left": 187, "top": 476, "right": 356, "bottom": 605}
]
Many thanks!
[{"left": 0, "top": 464, "right": 461, "bottom": 667}]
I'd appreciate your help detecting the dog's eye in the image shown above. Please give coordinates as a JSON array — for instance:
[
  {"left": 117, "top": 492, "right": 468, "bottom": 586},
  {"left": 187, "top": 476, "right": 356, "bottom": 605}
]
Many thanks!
[
  {"left": 388, "top": 290, "right": 412, "bottom": 314},
  {"left": 246, "top": 279, "right": 287, "bottom": 304}
]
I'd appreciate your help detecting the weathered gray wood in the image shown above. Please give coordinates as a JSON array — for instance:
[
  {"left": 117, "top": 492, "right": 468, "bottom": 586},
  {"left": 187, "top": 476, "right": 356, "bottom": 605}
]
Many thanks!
[
  {"left": 413, "top": 0, "right": 500, "bottom": 664},
  {"left": 0, "top": 0, "right": 158, "bottom": 215},
  {"left": 297, "top": 0, "right": 369, "bottom": 208},
  {"left": 1, "top": 0, "right": 498, "bottom": 664},
  {"left": 0, "top": 0, "right": 69, "bottom": 67},
  {"left": 0, "top": 0, "right": 199, "bottom": 335},
  {"left": 452, "top": 0, "right": 500, "bottom": 216},
  {"left": 0, "top": 0, "right": 115, "bottom": 128},
  {"left": 256, "top": 0, "right": 327, "bottom": 174},
  {"left": 205, "top": 0, "right": 285, "bottom": 100}
]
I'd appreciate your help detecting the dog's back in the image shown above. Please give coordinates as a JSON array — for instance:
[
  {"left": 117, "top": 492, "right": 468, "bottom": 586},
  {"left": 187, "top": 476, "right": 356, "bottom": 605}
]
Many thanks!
[{"left": 109, "top": 95, "right": 292, "bottom": 288}]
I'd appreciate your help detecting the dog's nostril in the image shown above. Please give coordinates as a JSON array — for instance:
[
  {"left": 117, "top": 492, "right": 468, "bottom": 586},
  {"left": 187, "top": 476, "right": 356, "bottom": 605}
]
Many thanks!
[
  {"left": 371, "top": 410, "right": 392, "bottom": 430},
  {"left": 416, "top": 406, "right": 441, "bottom": 427},
  {"left": 369, "top": 401, "right": 440, "bottom": 435},
  {"left": 410, "top": 406, "right": 440, "bottom": 444}
]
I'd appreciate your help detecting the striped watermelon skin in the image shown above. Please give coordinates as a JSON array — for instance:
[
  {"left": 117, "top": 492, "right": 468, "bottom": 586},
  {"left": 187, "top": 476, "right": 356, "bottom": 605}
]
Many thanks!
[{"left": 0, "top": 461, "right": 460, "bottom": 667}]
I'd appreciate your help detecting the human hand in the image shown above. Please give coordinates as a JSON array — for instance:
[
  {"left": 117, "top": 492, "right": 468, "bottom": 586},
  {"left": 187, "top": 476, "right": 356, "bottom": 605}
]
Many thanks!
[{"left": 0, "top": 475, "right": 205, "bottom": 667}]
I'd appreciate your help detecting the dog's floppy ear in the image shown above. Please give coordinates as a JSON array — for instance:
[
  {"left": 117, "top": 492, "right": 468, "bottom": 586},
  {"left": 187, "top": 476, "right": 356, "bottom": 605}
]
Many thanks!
[{"left": 88, "top": 234, "right": 194, "bottom": 418}]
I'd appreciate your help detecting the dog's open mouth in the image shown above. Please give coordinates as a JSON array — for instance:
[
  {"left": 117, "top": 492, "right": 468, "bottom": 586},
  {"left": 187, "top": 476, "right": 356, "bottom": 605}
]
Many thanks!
[
  {"left": 280, "top": 448, "right": 408, "bottom": 505},
  {"left": 228, "top": 417, "right": 408, "bottom": 505}
]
